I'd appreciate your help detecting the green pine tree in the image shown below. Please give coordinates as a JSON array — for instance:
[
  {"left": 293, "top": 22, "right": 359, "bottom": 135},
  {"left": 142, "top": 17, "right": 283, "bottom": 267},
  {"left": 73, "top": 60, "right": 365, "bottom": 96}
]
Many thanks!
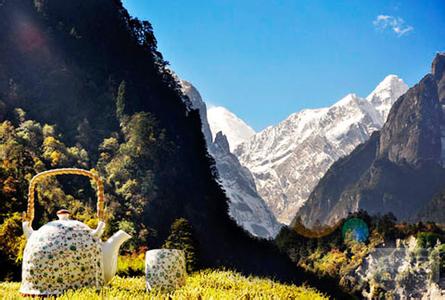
[
  {"left": 162, "top": 218, "right": 199, "bottom": 273},
  {"left": 116, "top": 80, "right": 127, "bottom": 122}
]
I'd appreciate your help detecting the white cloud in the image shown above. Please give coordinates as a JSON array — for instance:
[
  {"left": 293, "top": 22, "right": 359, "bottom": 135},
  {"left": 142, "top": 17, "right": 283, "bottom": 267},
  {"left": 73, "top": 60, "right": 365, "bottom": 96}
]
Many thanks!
[{"left": 373, "top": 14, "right": 413, "bottom": 37}]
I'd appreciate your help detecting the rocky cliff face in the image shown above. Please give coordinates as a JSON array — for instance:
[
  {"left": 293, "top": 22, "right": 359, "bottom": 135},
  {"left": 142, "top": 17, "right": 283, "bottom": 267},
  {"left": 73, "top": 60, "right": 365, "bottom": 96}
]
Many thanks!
[
  {"left": 235, "top": 76, "right": 408, "bottom": 224},
  {"left": 181, "top": 81, "right": 281, "bottom": 238},
  {"left": 379, "top": 76, "right": 442, "bottom": 165},
  {"left": 296, "top": 53, "right": 445, "bottom": 228}
]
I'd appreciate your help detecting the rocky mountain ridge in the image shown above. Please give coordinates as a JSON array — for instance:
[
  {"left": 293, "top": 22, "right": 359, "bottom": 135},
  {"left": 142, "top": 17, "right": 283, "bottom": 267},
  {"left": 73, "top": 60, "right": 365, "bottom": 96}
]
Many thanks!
[
  {"left": 181, "top": 81, "right": 281, "bottom": 238},
  {"left": 296, "top": 53, "right": 445, "bottom": 227},
  {"left": 234, "top": 75, "right": 408, "bottom": 224}
]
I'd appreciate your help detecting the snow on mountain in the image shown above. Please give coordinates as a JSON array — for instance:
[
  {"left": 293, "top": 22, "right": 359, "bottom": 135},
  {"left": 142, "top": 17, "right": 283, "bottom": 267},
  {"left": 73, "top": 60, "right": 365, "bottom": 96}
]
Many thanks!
[
  {"left": 181, "top": 80, "right": 281, "bottom": 238},
  {"left": 207, "top": 106, "right": 256, "bottom": 152},
  {"left": 367, "top": 74, "right": 409, "bottom": 121},
  {"left": 234, "top": 76, "right": 409, "bottom": 224},
  {"left": 297, "top": 55, "right": 445, "bottom": 228}
]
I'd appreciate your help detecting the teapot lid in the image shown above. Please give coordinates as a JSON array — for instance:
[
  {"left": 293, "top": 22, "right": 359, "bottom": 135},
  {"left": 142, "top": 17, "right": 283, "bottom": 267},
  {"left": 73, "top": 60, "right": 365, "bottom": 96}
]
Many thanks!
[{"left": 56, "top": 209, "right": 70, "bottom": 220}]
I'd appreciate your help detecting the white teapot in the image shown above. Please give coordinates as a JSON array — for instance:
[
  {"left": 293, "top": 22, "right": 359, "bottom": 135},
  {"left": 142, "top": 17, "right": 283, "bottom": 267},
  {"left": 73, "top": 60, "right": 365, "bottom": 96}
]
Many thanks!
[{"left": 20, "top": 168, "right": 131, "bottom": 296}]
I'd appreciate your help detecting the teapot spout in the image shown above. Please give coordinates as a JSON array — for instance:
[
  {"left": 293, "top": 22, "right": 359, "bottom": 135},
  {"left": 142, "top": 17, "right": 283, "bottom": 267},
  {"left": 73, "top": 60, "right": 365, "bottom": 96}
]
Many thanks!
[{"left": 102, "top": 230, "right": 131, "bottom": 283}]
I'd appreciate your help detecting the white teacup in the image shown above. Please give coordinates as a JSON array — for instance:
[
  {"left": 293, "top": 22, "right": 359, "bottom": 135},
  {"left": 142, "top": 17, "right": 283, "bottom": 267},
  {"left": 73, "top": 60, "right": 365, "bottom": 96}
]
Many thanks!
[{"left": 145, "top": 249, "right": 186, "bottom": 292}]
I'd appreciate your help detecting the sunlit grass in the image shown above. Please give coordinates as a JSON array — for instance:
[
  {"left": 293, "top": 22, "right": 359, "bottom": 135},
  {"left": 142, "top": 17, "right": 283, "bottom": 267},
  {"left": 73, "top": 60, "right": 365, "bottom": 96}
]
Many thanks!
[
  {"left": 0, "top": 269, "right": 327, "bottom": 299},
  {"left": 116, "top": 253, "right": 145, "bottom": 277}
]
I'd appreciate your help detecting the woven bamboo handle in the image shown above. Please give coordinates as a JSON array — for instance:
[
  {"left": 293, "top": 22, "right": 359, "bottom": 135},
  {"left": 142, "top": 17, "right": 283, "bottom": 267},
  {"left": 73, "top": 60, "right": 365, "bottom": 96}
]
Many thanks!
[{"left": 25, "top": 168, "right": 105, "bottom": 226}]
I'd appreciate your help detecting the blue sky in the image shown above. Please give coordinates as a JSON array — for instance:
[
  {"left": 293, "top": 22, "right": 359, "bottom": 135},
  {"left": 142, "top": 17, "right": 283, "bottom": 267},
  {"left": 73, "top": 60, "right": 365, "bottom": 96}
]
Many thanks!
[{"left": 122, "top": 0, "right": 445, "bottom": 131}]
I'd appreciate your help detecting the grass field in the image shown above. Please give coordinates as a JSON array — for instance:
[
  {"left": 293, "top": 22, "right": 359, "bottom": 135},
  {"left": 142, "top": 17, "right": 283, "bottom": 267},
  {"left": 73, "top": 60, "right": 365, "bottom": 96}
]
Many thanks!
[{"left": 0, "top": 269, "right": 327, "bottom": 299}]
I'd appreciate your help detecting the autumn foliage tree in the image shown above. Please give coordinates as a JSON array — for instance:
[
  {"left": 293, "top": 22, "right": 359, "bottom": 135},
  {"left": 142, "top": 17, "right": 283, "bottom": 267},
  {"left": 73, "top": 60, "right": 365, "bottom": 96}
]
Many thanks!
[{"left": 0, "top": 106, "right": 97, "bottom": 279}]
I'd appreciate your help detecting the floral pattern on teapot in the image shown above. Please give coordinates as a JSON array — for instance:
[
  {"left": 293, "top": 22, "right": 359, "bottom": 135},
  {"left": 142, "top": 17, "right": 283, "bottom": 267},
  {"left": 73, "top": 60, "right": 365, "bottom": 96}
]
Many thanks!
[{"left": 20, "top": 220, "right": 104, "bottom": 295}]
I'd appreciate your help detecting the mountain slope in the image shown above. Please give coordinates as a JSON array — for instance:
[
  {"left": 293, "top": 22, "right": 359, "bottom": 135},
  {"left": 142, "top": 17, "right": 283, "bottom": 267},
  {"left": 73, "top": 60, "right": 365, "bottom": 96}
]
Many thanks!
[
  {"left": 181, "top": 81, "right": 281, "bottom": 238},
  {"left": 296, "top": 53, "right": 445, "bottom": 227},
  {"left": 207, "top": 106, "right": 255, "bottom": 152},
  {"left": 235, "top": 76, "right": 408, "bottom": 224}
]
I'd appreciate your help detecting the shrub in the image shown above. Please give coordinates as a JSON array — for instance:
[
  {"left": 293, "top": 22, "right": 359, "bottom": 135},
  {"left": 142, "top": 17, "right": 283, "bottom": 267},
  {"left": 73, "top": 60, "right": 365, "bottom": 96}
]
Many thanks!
[
  {"left": 417, "top": 232, "right": 441, "bottom": 249},
  {"left": 162, "top": 218, "right": 199, "bottom": 273},
  {"left": 0, "top": 212, "right": 26, "bottom": 281}
]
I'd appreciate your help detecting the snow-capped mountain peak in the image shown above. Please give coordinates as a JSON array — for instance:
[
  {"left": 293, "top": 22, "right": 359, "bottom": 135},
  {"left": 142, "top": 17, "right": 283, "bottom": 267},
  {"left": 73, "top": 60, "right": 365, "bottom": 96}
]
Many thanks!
[
  {"left": 366, "top": 74, "right": 409, "bottom": 121},
  {"left": 333, "top": 93, "right": 360, "bottom": 107},
  {"left": 235, "top": 75, "right": 409, "bottom": 224},
  {"left": 207, "top": 106, "right": 256, "bottom": 152}
]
